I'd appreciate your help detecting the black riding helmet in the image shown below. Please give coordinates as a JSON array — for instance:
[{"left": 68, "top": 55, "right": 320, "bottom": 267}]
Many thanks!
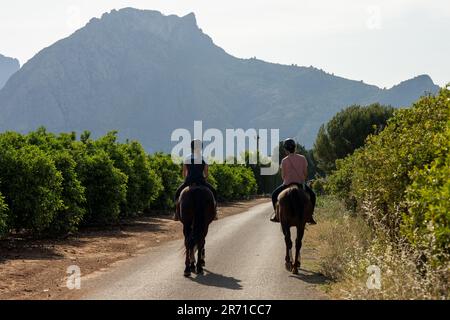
[{"left": 284, "top": 138, "right": 296, "bottom": 153}]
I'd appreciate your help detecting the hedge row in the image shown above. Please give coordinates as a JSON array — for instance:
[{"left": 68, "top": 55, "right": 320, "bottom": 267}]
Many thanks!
[
  {"left": 326, "top": 87, "right": 450, "bottom": 255},
  {"left": 0, "top": 129, "right": 258, "bottom": 237},
  {"left": 209, "top": 163, "right": 258, "bottom": 201}
]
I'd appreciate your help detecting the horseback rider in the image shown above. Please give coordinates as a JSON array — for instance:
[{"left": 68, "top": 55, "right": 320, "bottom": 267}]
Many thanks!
[
  {"left": 174, "top": 139, "right": 218, "bottom": 221},
  {"left": 270, "top": 138, "right": 317, "bottom": 224}
]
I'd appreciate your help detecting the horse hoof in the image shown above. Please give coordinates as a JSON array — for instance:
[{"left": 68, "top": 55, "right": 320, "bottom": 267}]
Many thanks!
[
  {"left": 184, "top": 267, "right": 191, "bottom": 277},
  {"left": 292, "top": 268, "right": 299, "bottom": 275},
  {"left": 199, "top": 260, "right": 205, "bottom": 267},
  {"left": 196, "top": 267, "right": 204, "bottom": 275},
  {"left": 285, "top": 262, "right": 292, "bottom": 271},
  {"left": 190, "top": 263, "right": 196, "bottom": 272}
]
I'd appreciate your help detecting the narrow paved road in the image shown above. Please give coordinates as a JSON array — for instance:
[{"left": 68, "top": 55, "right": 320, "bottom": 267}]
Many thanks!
[{"left": 80, "top": 202, "right": 328, "bottom": 299}]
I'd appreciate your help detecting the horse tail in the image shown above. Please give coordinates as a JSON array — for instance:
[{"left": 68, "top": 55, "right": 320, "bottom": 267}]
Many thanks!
[{"left": 188, "top": 187, "right": 206, "bottom": 250}]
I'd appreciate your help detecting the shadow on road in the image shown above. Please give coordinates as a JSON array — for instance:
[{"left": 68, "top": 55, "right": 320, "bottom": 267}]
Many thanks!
[
  {"left": 289, "top": 268, "right": 329, "bottom": 285},
  {"left": 188, "top": 268, "right": 243, "bottom": 290}
]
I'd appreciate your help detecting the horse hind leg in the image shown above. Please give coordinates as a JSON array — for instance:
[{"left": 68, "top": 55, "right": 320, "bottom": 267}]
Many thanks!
[
  {"left": 292, "top": 226, "right": 305, "bottom": 275},
  {"left": 190, "top": 247, "right": 196, "bottom": 272},
  {"left": 183, "top": 225, "right": 194, "bottom": 277},
  {"left": 184, "top": 247, "right": 192, "bottom": 277},
  {"left": 196, "top": 240, "right": 205, "bottom": 275},
  {"left": 282, "top": 224, "right": 293, "bottom": 272},
  {"left": 199, "top": 247, "right": 205, "bottom": 267}
]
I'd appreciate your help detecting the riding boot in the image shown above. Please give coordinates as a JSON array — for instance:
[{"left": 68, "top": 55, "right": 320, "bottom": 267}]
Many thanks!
[{"left": 270, "top": 211, "right": 280, "bottom": 223}]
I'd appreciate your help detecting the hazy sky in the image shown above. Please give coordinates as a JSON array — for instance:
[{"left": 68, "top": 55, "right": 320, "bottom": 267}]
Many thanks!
[{"left": 1, "top": 0, "right": 449, "bottom": 88}]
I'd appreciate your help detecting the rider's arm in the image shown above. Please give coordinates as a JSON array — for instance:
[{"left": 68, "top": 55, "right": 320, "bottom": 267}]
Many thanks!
[
  {"left": 304, "top": 159, "right": 308, "bottom": 180},
  {"left": 203, "top": 164, "right": 209, "bottom": 179},
  {"left": 182, "top": 164, "right": 188, "bottom": 178}
]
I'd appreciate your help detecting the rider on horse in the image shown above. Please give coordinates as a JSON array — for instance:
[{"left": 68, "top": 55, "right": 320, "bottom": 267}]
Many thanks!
[
  {"left": 270, "top": 138, "right": 317, "bottom": 224},
  {"left": 174, "top": 139, "right": 218, "bottom": 221}
]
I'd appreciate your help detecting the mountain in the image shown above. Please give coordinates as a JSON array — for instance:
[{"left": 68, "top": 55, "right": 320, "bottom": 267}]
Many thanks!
[
  {"left": 0, "top": 54, "right": 20, "bottom": 90},
  {"left": 0, "top": 8, "right": 440, "bottom": 151}
]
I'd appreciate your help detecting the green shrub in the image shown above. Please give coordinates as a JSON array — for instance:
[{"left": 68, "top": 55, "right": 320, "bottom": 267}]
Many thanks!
[
  {"left": 326, "top": 87, "right": 450, "bottom": 253},
  {"left": 124, "top": 141, "right": 162, "bottom": 214},
  {"left": 95, "top": 132, "right": 162, "bottom": 216},
  {"left": 209, "top": 164, "right": 235, "bottom": 201},
  {"left": 24, "top": 129, "right": 86, "bottom": 234},
  {"left": 209, "top": 164, "right": 257, "bottom": 201},
  {"left": 405, "top": 116, "right": 450, "bottom": 256},
  {"left": 148, "top": 153, "right": 182, "bottom": 210},
  {"left": 310, "top": 177, "right": 326, "bottom": 196},
  {"left": 76, "top": 149, "right": 127, "bottom": 224},
  {"left": 0, "top": 192, "right": 8, "bottom": 236},
  {"left": 0, "top": 144, "right": 64, "bottom": 233},
  {"left": 325, "top": 155, "right": 358, "bottom": 210},
  {"left": 46, "top": 151, "right": 86, "bottom": 234},
  {"left": 233, "top": 165, "right": 258, "bottom": 199}
]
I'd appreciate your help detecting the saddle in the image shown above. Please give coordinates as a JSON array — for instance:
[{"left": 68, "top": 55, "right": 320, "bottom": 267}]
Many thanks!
[{"left": 287, "top": 183, "right": 306, "bottom": 191}]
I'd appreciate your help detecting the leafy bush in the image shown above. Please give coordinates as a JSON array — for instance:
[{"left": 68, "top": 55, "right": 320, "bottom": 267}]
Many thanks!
[
  {"left": 404, "top": 114, "right": 450, "bottom": 255},
  {"left": 0, "top": 144, "right": 64, "bottom": 233},
  {"left": 314, "top": 103, "right": 394, "bottom": 174},
  {"left": 75, "top": 149, "right": 127, "bottom": 224},
  {"left": 0, "top": 192, "right": 8, "bottom": 236},
  {"left": 233, "top": 165, "right": 258, "bottom": 199},
  {"left": 209, "top": 164, "right": 257, "bottom": 201},
  {"left": 0, "top": 128, "right": 258, "bottom": 237},
  {"left": 46, "top": 151, "right": 86, "bottom": 234},
  {"left": 148, "top": 153, "right": 183, "bottom": 210},
  {"left": 326, "top": 87, "right": 450, "bottom": 255},
  {"left": 123, "top": 141, "right": 162, "bottom": 214},
  {"left": 310, "top": 177, "right": 326, "bottom": 196},
  {"left": 95, "top": 132, "right": 162, "bottom": 216},
  {"left": 209, "top": 164, "right": 235, "bottom": 201},
  {"left": 25, "top": 129, "right": 86, "bottom": 234}
]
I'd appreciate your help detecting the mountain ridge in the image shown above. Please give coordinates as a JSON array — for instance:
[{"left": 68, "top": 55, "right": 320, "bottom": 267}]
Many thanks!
[
  {"left": 0, "top": 8, "right": 440, "bottom": 151},
  {"left": 0, "top": 54, "right": 20, "bottom": 90}
]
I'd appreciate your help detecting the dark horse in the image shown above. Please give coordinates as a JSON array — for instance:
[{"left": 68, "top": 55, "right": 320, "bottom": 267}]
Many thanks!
[
  {"left": 276, "top": 184, "right": 313, "bottom": 275},
  {"left": 179, "top": 184, "right": 216, "bottom": 277}
]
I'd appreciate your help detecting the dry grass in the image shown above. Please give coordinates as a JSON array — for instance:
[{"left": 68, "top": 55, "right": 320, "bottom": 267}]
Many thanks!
[{"left": 315, "top": 196, "right": 449, "bottom": 300}]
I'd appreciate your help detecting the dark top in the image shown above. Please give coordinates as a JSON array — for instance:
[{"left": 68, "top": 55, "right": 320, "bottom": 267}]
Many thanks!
[{"left": 184, "top": 155, "right": 206, "bottom": 184}]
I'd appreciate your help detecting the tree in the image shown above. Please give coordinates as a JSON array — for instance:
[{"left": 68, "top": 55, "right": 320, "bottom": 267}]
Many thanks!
[{"left": 313, "top": 103, "right": 394, "bottom": 174}]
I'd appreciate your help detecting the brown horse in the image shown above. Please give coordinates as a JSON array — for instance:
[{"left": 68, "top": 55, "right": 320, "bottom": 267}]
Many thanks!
[
  {"left": 179, "top": 184, "right": 216, "bottom": 277},
  {"left": 276, "top": 184, "right": 313, "bottom": 275}
]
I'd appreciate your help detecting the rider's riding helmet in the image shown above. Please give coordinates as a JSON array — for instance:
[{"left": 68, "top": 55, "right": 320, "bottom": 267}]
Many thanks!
[
  {"left": 191, "top": 139, "right": 203, "bottom": 153},
  {"left": 284, "top": 138, "right": 296, "bottom": 153}
]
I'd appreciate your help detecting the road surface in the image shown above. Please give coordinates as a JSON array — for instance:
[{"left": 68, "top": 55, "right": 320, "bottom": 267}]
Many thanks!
[{"left": 79, "top": 201, "right": 328, "bottom": 299}]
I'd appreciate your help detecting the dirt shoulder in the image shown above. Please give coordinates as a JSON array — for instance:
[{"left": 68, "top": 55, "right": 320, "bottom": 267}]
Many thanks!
[{"left": 0, "top": 197, "right": 269, "bottom": 300}]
